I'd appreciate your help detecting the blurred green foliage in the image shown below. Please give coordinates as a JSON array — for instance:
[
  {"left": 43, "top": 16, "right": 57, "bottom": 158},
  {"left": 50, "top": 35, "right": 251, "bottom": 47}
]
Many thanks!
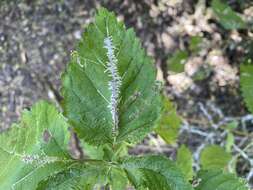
[
  {"left": 200, "top": 145, "right": 232, "bottom": 171},
  {"left": 167, "top": 50, "right": 188, "bottom": 73},
  {"left": 189, "top": 36, "right": 203, "bottom": 53},
  {"left": 155, "top": 97, "right": 182, "bottom": 145},
  {"left": 211, "top": 0, "right": 246, "bottom": 29},
  {"left": 176, "top": 145, "right": 194, "bottom": 181}
]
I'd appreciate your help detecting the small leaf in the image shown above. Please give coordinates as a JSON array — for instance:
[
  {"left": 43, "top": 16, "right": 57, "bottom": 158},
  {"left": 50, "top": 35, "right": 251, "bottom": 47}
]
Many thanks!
[
  {"left": 211, "top": 0, "right": 246, "bottom": 30},
  {"left": 225, "top": 132, "right": 234, "bottom": 153},
  {"left": 176, "top": 145, "right": 194, "bottom": 181},
  {"left": 61, "top": 8, "right": 161, "bottom": 146},
  {"left": 226, "top": 121, "right": 238, "bottom": 130},
  {"left": 167, "top": 50, "right": 188, "bottom": 73},
  {"left": 192, "top": 65, "right": 212, "bottom": 81},
  {"left": 240, "top": 63, "right": 253, "bottom": 114},
  {"left": 200, "top": 145, "right": 232, "bottom": 171},
  {"left": 122, "top": 155, "right": 194, "bottom": 190},
  {"left": 81, "top": 140, "right": 128, "bottom": 162},
  {"left": 155, "top": 97, "right": 181, "bottom": 145},
  {"left": 189, "top": 36, "right": 203, "bottom": 53},
  {"left": 0, "top": 101, "right": 73, "bottom": 190},
  {"left": 196, "top": 169, "right": 249, "bottom": 190}
]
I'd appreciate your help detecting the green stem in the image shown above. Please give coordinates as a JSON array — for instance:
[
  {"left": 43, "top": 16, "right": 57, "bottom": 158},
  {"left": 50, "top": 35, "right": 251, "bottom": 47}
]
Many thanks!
[{"left": 105, "top": 183, "right": 111, "bottom": 190}]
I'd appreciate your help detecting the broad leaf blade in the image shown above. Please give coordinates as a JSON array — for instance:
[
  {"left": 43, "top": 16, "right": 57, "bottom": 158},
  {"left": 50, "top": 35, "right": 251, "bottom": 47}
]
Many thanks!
[
  {"left": 196, "top": 170, "right": 248, "bottom": 190},
  {"left": 61, "top": 8, "right": 161, "bottom": 146},
  {"left": 109, "top": 167, "right": 128, "bottom": 190},
  {"left": 37, "top": 162, "right": 108, "bottom": 190},
  {"left": 122, "top": 155, "right": 193, "bottom": 190},
  {"left": 176, "top": 145, "right": 194, "bottom": 181},
  {"left": 240, "top": 64, "right": 253, "bottom": 114},
  {"left": 0, "top": 101, "right": 73, "bottom": 190},
  {"left": 155, "top": 97, "right": 181, "bottom": 145},
  {"left": 200, "top": 145, "right": 232, "bottom": 171}
]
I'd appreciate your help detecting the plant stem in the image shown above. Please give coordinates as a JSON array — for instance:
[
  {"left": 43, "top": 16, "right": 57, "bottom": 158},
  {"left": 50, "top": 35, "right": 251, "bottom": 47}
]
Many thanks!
[{"left": 105, "top": 183, "right": 110, "bottom": 190}]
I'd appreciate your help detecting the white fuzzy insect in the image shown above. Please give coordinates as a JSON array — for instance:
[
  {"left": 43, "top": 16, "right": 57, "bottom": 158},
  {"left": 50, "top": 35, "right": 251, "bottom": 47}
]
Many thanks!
[{"left": 104, "top": 36, "right": 122, "bottom": 136}]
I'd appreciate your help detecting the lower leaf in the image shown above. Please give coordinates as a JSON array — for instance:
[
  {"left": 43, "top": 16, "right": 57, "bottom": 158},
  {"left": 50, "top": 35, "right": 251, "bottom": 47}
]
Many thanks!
[
  {"left": 37, "top": 162, "right": 109, "bottom": 190},
  {"left": 0, "top": 101, "right": 73, "bottom": 190},
  {"left": 121, "top": 155, "right": 193, "bottom": 190},
  {"left": 195, "top": 169, "right": 249, "bottom": 190}
]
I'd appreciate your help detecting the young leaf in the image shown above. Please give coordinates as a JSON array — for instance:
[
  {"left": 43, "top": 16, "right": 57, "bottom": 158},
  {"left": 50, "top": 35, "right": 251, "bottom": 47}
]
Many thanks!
[
  {"left": 211, "top": 0, "right": 246, "bottom": 30},
  {"left": 200, "top": 145, "right": 232, "bottom": 171},
  {"left": 195, "top": 169, "right": 249, "bottom": 190},
  {"left": 0, "top": 101, "right": 73, "bottom": 190},
  {"left": 122, "top": 155, "right": 194, "bottom": 190},
  {"left": 61, "top": 8, "right": 161, "bottom": 146},
  {"left": 240, "top": 63, "right": 253, "bottom": 114},
  {"left": 155, "top": 97, "right": 181, "bottom": 145},
  {"left": 176, "top": 145, "right": 194, "bottom": 181},
  {"left": 81, "top": 141, "right": 105, "bottom": 160}
]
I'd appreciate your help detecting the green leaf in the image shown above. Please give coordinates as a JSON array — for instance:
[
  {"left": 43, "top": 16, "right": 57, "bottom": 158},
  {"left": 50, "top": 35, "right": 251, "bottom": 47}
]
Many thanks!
[
  {"left": 37, "top": 162, "right": 109, "bottom": 190},
  {"left": 200, "top": 145, "right": 232, "bottom": 171},
  {"left": 226, "top": 121, "right": 238, "bottom": 130},
  {"left": 195, "top": 169, "right": 249, "bottom": 190},
  {"left": 81, "top": 140, "right": 128, "bottom": 162},
  {"left": 167, "top": 50, "right": 188, "bottom": 73},
  {"left": 155, "top": 97, "right": 181, "bottom": 145},
  {"left": 109, "top": 167, "right": 128, "bottom": 190},
  {"left": 211, "top": 0, "right": 246, "bottom": 30},
  {"left": 0, "top": 101, "right": 73, "bottom": 190},
  {"left": 81, "top": 141, "right": 105, "bottom": 160},
  {"left": 61, "top": 8, "right": 161, "bottom": 146},
  {"left": 225, "top": 132, "right": 234, "bottom": 153},
  {"left": 189, "top": 36, "right": 203, "bottom": 53},
  {"left": 122, "top": 155, "right": 194, "bottom": 190},
  {"left": 176, "top": 145, "right": 194, "bottom": 181},
  {"left": 191, "top": 63, "right": 212, "bottom": 82},
  {"left": 240, "top": 63, "right": 253, "bottom": 114}
]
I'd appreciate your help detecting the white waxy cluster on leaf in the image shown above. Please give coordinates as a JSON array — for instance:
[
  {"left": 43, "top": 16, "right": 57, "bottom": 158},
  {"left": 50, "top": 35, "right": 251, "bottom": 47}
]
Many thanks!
[
  {"left": 104, "top": 36, "right": 122, "bottom": 136},
  {"left": 22, "top": 154, "right": 58, "bottom": 166}
]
